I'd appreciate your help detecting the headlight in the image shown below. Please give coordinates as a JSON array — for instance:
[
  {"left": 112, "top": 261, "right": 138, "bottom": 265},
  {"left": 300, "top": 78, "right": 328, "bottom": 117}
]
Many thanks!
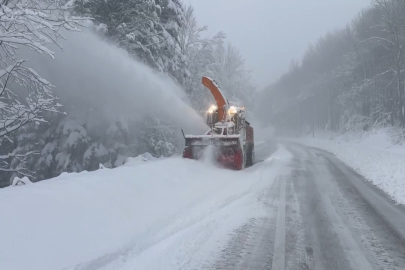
[
  {"left": 208, "top": 105, "right": 217, "bottom": 114},
  {"left": 228, "top": 106, "right": 237, "bottom": 115}
]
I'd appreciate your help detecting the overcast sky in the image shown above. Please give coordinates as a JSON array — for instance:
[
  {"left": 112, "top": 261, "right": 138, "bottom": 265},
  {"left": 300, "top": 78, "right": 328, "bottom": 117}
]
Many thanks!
[{"left": 186, "top": 0, "right": 371, "bottom": 89}]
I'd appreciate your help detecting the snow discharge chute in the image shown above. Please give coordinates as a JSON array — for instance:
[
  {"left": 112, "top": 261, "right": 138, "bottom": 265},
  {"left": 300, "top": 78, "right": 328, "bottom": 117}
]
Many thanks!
[
  {"left": 202, "top": 76, "right": 229, "bottom": 121},
  {"left": 182, "top": 77, "right": 255, "bottom": 170}
]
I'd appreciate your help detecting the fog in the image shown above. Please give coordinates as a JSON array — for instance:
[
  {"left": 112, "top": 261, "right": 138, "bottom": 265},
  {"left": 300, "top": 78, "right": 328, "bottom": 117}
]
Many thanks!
[
  {"left": 187, "top": 0, "right": 370, "bottom": 88},
  {"left": 20, "top": 27, "right": 206, "bottom": 133}
]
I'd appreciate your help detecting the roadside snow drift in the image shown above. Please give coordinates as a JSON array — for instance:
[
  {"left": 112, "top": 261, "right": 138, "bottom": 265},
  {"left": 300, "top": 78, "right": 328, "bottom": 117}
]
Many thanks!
[{"left": 0, "top": 148, "right": 290, "bottom": 270}]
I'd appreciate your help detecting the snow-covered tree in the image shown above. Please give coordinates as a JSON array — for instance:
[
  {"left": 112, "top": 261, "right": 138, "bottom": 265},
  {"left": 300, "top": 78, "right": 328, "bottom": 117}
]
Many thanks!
[
  {"left": 258, "top": 0, "right": 405, "bottom": 135},
  {"left": 137, "top": 114, "right": 179, "bottom": 157},
  {"left": 178, "top": 5, "right": 225, "bottom": 111},
  {"left": 0, "top": 132, "right": 36, "bottom": 186},
  {"left": 33, "top": 118, "right": 90, "bottom": 179},
  {"left": 0, "top": 1, "right": 257, "bottom": 186},
  {"left": 207, "top": 43, "right": 256, "bottom": 107},
  {"left": 371, "top": 0, "right": 405, "bottom": 126},
  {"left": 157, "top": 0, "right": 189, "bottom": 85},
  {"left": 77, "top": 0, "right": 189, "bottom": 85},
  {"left": 0, "top": 0, "right": 86, "bottom": 181},
  {"left": 178, "top": 5, "right": 256, "bottom": 112}
]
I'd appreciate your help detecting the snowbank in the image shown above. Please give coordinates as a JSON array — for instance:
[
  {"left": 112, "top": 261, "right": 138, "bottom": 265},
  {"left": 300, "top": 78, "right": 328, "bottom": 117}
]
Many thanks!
[
  {"left": 11, "top": 176, "right": 33, "bottom": 186},
  {"left": 0, "top": 148, "right": 288, "bottom": 270},
  {"left": 290, "top": 129, "right": 405, "bottom": 205},
  {"left": 122, "top": 152, "right": 158, "bottom": 167}
]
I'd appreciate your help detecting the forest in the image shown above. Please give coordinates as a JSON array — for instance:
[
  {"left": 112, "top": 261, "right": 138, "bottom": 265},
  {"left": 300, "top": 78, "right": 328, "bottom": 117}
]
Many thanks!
[
  {"left": 5, "top": 0, "right": 403, "bottom": 187},
  {"left": 259, "top": 0, "right": 405, "bottom": 139},
  {"left": 0, "top": 0, "right": 255, "bottom": 187}
]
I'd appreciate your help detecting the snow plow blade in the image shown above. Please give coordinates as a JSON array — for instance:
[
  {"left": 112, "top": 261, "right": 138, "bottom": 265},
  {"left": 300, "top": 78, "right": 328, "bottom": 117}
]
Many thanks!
[
  {"left": 183, "top": 136, "right": 244, "bottom": 170},
  {"left": 185, "top": 135, "right": 240, "bottom": 147}
]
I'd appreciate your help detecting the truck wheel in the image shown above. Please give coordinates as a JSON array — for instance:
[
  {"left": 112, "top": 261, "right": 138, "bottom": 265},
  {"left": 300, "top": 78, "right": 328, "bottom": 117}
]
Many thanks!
[
  {"left": 235, "top": 149, "right": 244, "bottom": 170},
  {"left": 246, "top": 144, "right": 254, "bottom": 167},
  {"left": 252, "top": 147, "right": 255, "bottom": 165}
]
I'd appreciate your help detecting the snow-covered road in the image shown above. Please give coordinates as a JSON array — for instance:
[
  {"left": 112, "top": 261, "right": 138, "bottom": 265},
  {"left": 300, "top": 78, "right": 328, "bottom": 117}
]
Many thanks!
[
  {"left": 2, "top": 142, "right": 405, "bottom": 270},
  {"left": 213, "top": 143, "right": 405, "bottom": 270}
]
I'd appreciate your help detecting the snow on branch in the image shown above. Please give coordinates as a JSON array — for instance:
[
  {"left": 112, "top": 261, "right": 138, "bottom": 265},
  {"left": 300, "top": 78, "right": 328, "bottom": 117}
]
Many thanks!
[
  {"left": 0, "top": 0, "right": 87, "bottom": 138},
  {"left": 0, "top": 144, "right": 37, "bottom": 181},
  {"left": 0, "top": 0, "right": 87, "bottom": 183},
  {"left": 11, "top": 176, "right": 33, "bottom": 186}
]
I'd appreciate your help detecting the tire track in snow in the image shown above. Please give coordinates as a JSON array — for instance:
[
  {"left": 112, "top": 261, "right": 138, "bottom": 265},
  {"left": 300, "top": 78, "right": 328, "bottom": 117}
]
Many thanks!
[
  {"left": 211, "top": 145, "right": 294, "bottom": 270},
  {"left": 271, "top": 176, "right": 286, "bottom": 270},
  {"left": 291, "top": 144, "right": 373, "bottom": 270},
  {"left": 211, "top": 177, "right": 279, "bottom": 270}
]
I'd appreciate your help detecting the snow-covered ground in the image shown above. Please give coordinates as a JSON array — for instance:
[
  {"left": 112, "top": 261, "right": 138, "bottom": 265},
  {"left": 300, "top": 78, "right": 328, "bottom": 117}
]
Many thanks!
[
  {"left": 0, "top": 148, "right": 291, "bottom": 270},
  {"left": 289, "top": 128, "right": 405, "bottom": 205}
]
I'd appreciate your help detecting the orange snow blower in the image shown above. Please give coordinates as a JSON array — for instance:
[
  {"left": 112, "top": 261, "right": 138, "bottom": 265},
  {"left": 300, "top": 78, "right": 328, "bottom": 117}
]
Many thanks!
[{"left": 182, "top": 77, "right": 254, "bottom": 170}]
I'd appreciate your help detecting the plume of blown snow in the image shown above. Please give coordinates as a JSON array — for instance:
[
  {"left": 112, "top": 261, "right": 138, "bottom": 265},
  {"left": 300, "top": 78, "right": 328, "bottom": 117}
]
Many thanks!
[
  {"left": 18, "top": 25, "right": 206, "bottom": 133},
  {"left": 202, "top": 145, "right": 216, "bottom": 167}
]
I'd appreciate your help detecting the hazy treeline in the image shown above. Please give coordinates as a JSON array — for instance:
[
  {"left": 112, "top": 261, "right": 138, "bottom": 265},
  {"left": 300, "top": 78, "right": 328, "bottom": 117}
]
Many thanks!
[
  {"left": 0, "top": 0, "right": 255, "bottom": 186},
  {"left": 259, "top": 0, "right": 405, "bottom": 137},
  {"left": 76, "top": 0, "right": 256, "bottom": 111}
]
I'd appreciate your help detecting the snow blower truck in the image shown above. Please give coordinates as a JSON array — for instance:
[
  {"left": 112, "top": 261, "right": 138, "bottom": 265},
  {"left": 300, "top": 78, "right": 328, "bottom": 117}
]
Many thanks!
[{"left": 182, "top": 76, "right": 254, "bottom": 170}]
